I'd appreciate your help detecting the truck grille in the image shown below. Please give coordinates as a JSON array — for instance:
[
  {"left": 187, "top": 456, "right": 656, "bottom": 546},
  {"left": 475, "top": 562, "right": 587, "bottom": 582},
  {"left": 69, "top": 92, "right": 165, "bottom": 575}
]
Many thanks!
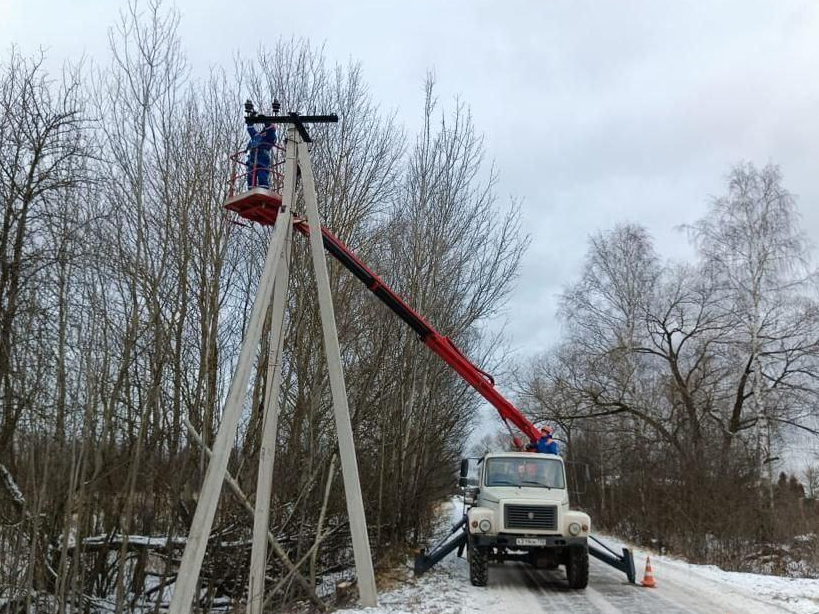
[{"left": 504, "top": 504, "right": 557, "bottom": 531}]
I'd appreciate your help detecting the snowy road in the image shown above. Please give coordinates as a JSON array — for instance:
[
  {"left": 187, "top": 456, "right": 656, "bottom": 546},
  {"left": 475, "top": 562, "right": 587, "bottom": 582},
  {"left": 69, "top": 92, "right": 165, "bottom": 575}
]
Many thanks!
[
  {"left": 345, "top": 549, "right": 818, "bottom": 614},
  {"left": 473, "top": 554, "right": 804, "bottom": 614},
  {"left": 338, "top": 500, "right": 819, "bottom": 614}
]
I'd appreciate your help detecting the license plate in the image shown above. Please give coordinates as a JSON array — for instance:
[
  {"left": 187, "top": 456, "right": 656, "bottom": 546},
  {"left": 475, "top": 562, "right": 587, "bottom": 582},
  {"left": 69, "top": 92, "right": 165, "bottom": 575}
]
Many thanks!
[{"left": 516, "top": 538, "right": 548, "bottom": 546}]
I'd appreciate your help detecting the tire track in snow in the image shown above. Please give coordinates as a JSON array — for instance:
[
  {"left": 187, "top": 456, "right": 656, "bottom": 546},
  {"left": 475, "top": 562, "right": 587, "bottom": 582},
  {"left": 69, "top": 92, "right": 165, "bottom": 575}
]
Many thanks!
[{"left": 489, "top": 557, "right": 721, "bottom": 614}]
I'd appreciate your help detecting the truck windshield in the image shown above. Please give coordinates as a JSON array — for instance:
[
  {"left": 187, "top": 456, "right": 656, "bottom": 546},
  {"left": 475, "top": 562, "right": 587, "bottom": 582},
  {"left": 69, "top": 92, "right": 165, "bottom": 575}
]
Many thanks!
[{"left": 484, "top": 457, "right": 565, "bottom": 489}]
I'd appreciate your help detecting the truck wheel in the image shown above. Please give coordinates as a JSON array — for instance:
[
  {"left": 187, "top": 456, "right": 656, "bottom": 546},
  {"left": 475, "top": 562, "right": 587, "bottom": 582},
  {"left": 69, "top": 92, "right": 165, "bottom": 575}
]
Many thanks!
[
  {"left": 565, "top": 544, "right": 589, "bottom": 589},
  {"left": 469, "top": 545, "right": 489, "bottom": 586}
]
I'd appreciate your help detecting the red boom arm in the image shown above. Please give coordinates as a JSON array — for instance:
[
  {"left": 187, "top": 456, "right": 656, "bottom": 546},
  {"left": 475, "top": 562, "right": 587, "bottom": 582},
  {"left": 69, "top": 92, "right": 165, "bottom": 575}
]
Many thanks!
[{"left": 293, "top": 219, "right": 541, "bottom": 446}]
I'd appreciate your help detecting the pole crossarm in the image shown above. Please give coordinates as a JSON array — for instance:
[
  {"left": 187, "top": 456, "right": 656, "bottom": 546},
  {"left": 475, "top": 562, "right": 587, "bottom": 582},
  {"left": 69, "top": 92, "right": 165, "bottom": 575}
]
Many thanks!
[{"left": 245, "top": 111, "right": 339, "bottom": 142}]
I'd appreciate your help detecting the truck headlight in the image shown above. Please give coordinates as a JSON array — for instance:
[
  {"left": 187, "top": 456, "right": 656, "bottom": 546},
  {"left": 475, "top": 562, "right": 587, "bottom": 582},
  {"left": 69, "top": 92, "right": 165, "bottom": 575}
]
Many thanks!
[
  {"left": 478, "top": 519, "right": 492, "bottom": 533},
  {"left": 568, "top": 522, "right": 581, "bottom": 536}
]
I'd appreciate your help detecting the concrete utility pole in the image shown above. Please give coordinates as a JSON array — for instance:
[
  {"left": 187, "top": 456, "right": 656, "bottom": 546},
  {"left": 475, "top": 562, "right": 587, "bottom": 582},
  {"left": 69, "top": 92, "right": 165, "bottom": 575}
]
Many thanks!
[
  {"left": 247, "top": 134, "right": 298, "bottom": 614},
  {"left": 168, "top": 125, "right": 377, "bottom": 614},
  {"left": 299, "top": 140, "right": 378, "bottom": 606}
]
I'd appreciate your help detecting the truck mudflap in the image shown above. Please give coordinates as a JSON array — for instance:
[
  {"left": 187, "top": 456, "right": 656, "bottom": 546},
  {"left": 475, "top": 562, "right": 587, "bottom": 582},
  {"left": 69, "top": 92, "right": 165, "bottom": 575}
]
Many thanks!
[
  {"left": 414, "top": 516, "right": 468, "bottom": 576},
  {"left": 588, "top": 535, "right": 636, "bottom": 584}
]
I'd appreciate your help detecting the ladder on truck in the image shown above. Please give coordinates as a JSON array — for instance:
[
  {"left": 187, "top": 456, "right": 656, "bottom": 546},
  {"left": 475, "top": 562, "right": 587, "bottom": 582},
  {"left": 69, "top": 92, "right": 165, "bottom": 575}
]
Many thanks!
[{"left": 221, "top": 108, "right": 636, "bottom": 588}]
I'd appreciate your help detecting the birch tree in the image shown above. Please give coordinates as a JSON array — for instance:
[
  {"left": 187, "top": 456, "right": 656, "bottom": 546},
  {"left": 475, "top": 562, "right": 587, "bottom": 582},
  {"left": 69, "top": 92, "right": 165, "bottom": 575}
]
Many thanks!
[{"left": 688, "top": 163, "right": 819, "bottom": 513}]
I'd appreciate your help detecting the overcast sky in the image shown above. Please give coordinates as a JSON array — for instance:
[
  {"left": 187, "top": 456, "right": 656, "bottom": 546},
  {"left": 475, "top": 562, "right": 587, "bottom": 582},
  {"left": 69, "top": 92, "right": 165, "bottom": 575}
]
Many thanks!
[{"left": 3, "top": 0, "right": 819, "bottom": 357}]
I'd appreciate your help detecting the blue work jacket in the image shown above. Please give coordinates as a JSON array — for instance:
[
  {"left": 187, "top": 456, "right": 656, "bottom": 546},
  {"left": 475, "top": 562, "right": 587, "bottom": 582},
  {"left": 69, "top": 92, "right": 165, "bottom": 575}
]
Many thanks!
[
  {"left": 535, "top": 436, "right": 559, "bottom": 455},
  {"left": 246, "top": 123, "right": 277, "bottom": 165}
]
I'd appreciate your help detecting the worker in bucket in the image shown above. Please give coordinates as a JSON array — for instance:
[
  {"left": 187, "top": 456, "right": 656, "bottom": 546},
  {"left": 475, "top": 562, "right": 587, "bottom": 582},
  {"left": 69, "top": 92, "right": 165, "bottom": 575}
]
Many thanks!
[
  {"left": 528, "top": 425, "right": 559, "bottom": 455},
  {"left": 244, "top": 100, "right": 278, "bottom": 188}
]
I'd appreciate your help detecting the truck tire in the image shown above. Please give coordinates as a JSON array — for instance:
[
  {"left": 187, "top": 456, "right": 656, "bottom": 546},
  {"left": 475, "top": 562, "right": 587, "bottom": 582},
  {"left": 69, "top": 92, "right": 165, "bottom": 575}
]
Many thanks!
[
  {"left": 469, "top": 545, "right": 489, "bottom": 586},
  {"left": 565, "top": 544, "right": 589, "bottom": 589}
]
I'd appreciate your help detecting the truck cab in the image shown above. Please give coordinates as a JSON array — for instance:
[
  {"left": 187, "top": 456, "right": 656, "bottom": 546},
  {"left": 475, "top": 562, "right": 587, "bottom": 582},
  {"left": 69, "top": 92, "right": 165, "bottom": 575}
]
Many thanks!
[{"left": 461, "top": 452, "right": 590, "bottom": 588}]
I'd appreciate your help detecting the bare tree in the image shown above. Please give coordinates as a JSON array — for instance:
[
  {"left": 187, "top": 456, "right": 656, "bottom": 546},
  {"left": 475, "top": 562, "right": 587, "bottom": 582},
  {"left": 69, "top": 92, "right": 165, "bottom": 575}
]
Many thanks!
[
  {"left": 0, "top": 48, "right": 91, "bottom": 457},
  {"left": 521, "top": 164, "right": 819, "bottom": 568},
  {"left": 804, "top": 463, "right": 819, "bottom": 499},
  {"left": 0, "top": 13, "right": 529, "bottom": 610}
]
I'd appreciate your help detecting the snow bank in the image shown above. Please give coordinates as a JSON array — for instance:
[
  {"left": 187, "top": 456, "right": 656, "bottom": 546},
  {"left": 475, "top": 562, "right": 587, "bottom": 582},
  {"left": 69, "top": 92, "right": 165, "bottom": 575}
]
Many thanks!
[{"left": 601, "top": 533, "right": 819, "bottom": 614}]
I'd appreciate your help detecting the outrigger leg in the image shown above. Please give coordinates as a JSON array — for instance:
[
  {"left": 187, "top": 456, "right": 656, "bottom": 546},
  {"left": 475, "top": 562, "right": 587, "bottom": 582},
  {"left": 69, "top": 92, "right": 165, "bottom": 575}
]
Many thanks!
[
  {"left": 588, "top": 535, "right": 636, "bottom": 584},
  {"left": 414, "top": 516, "right": 468, "bottom": 576}
]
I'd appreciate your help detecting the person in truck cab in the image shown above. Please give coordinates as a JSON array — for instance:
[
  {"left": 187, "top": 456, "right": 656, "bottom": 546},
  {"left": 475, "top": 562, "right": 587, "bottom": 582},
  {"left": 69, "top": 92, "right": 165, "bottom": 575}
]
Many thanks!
[{"left": 527, "top": 425, "right": 559, "bottom": 455}]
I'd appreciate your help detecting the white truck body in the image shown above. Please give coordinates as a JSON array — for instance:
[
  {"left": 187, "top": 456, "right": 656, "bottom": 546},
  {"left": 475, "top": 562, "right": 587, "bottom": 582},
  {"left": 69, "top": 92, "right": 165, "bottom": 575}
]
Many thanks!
[{"left": 463, "top": 452, "right": 590, "bottom": 587}]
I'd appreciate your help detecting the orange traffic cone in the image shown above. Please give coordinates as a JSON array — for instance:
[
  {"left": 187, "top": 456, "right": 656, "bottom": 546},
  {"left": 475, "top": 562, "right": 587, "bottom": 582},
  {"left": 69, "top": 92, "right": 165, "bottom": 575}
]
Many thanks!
[{"left": 641, "top": 556, "right": 657, "bottom": 588}]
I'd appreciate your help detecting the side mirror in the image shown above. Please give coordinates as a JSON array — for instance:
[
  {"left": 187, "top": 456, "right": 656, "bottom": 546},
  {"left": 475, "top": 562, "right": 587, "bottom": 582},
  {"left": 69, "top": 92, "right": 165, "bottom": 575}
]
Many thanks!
[{"left": 458, "top": 458, "right": 470, "bottom": 487}]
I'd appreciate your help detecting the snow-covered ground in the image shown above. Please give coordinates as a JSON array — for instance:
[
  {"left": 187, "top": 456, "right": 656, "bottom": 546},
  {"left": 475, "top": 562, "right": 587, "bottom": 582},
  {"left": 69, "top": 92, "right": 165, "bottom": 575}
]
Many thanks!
[{"left": 338, "top": 499, "right": 819, "bottom": 614}]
